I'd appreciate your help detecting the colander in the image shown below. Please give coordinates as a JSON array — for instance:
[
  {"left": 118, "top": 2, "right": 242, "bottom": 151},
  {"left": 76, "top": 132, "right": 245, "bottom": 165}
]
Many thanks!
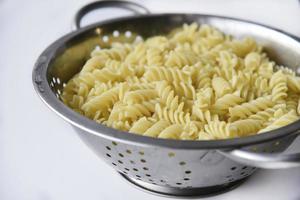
[{"left": 32, "top": 1, "right": 300, "bottom": 197}]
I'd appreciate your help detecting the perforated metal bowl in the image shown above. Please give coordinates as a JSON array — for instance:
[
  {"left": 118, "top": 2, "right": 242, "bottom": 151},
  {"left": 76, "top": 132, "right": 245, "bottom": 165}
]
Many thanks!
[{"left": 33, "top": 1, "right": 300, "bottom": 197}]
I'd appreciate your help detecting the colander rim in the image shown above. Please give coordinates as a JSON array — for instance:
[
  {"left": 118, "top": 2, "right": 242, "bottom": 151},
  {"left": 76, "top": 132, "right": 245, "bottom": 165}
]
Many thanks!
[{"left": 32, "top": 13, "right": 300, "bottom": 149}]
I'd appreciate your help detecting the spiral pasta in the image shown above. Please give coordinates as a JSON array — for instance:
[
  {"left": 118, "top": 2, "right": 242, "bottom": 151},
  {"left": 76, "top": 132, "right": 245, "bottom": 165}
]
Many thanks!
[
  {"left": 194, "top": 87, "right": 214, "bottom": 110},
  {"left": 211, "top": 93, "right": 245, "bottom": 115},
  {"left": 144, "top": 67, "right": 191, "bottom": 83},
  {"left": 62, "top": 23, "right": 300, "bottom": 140},
  {"left": 259, "top": 111, "right": 298, "bottom": 133},
  {"left": 123, "top": 89, "right": 157, "bottom": 104},
  {"left": 171, "top": 81, "right": 196, "bottom": 100},
  {"left": 155, "top": 103, "right": 191, "bottom": 125},
  {"left": 230, "top": 119, "right": 262, "bottom": 137},
  {"left": 130, "top": 119, "right": 183, "bottom": 139},
  {"left": 82, "top": 87, "right": 119, "bottom": 119},
  {"left": 155, "top": 81, "right": 183, "bottom": 110},
  {"left": 248, "top": 104, "right": 286, "bottom": 124},
  {"left": 270, "top": 70, "right": 288, "bottom": 102},
  {"left": 146, "top": 48, "right": 164, "bottom": 66},
  {"left": 229, "top": 96, "right": 274, "bottom": 119},
  {"left": 165, "top": 50, "right": 198, "bottom": 68},
  {"left": 212, "top": 77, "right": 232, "bottom": 98},
  {"left": 204, "top": 121, "right": 237, "bottom": 139}
]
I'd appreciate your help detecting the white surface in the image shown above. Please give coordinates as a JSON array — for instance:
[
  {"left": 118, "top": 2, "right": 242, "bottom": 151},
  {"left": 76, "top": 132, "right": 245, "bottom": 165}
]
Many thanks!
[{"left": 1, "top": 0, "right": 300, "bottom": 199}]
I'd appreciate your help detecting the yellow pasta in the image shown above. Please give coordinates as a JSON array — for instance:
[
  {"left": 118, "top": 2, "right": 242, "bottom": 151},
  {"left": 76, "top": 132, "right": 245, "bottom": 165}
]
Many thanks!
[
  {"left": 212, "top": 77, "right": 232, "bottom": 98},
  {"left": 259, "top": 111, "right": 298, "bottom": 133},
  {"left": 61, "top": 23, "right": 300, "bottom": 140},
  {"left": 154, "top": 104, "right": 191, "bottom": 125}
]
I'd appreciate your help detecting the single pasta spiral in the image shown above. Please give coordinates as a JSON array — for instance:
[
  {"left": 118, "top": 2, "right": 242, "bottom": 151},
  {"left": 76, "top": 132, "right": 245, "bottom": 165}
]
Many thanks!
[
  {"left": 144, "top": 67, "right": 192, "bottom": 83},
  {"left": 155, "top": 104, "right": 191, "bottom": 125},
  {"left": 270, "top": 70, "right": 288, "bottom": 102},
  {"left": 229, "top": 96, "right": 274, "bottom": 119}
]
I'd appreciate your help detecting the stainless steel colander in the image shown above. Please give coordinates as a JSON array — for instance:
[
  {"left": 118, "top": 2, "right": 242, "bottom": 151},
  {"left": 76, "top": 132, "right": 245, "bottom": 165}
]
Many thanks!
[{"left": 32, "top": 1, "right": 300, "bottom": 197}]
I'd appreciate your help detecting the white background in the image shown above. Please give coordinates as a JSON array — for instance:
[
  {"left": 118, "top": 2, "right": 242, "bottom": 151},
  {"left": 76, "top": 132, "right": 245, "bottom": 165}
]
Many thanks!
[{"left": 1, "top": 0, "right": 300, "bottom": 199}]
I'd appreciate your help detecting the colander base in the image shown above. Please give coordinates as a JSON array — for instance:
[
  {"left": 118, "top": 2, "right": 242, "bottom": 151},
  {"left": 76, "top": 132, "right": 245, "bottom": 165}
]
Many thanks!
[{"left": 119, "top": 172, "right": 248, "bottom": 198}]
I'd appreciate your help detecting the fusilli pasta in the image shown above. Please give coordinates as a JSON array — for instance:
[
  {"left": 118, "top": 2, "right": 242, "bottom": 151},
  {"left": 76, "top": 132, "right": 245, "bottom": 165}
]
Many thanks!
[{"left": 61, "top": 23, "right": 300, "bottom": 140}]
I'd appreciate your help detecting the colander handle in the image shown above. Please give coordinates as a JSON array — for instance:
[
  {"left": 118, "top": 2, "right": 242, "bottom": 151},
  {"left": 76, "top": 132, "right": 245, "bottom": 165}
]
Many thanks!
[
  {"left": 219, "top": 143, "right": 300, "bottom": 169},
  {"left": 73, "top": 0, "right": 150, "bottom": 30}
]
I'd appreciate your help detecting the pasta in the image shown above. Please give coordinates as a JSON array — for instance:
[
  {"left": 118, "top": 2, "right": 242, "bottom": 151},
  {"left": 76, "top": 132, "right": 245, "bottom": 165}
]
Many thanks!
[
  {"left": 61, "top": 23, "right": 300, "bottom": 140},
  {"left": 229, "top": 96, "right": 274, "bottom": 119},
  {"left": 259, "top": 111, "right": 298, "bottom": 133},
  {"left": 154, "top": 104, "right": 191, "bottom": 125}
]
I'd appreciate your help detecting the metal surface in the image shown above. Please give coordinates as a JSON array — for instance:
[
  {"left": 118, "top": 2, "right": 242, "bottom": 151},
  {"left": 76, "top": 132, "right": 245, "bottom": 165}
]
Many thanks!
[
  {"left": 75, "top": 127, "right": 259, "bottom": 195},
  {"left": 220, "top": 149, "right": 300, "bottom": 169},
  {"left": 73, "top": 0, "right": 150, "bottom": 30},
  {"left": 32, "top": 0, "right": 300, "bottom": 197},
  {"left": 119, "top": 172, "right": 248, "bottom": 198}
]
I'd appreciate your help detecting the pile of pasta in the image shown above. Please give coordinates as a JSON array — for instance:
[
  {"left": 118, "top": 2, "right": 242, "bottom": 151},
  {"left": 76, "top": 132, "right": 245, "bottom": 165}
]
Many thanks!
[{"left": 61, "top": 23, "right": 300, "bottom": 140}]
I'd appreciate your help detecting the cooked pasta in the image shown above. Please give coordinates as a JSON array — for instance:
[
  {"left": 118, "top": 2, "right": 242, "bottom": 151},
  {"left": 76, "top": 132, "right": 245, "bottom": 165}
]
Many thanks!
[{"left": 61, "top": 23, "right": 300, "bottom": 140}]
